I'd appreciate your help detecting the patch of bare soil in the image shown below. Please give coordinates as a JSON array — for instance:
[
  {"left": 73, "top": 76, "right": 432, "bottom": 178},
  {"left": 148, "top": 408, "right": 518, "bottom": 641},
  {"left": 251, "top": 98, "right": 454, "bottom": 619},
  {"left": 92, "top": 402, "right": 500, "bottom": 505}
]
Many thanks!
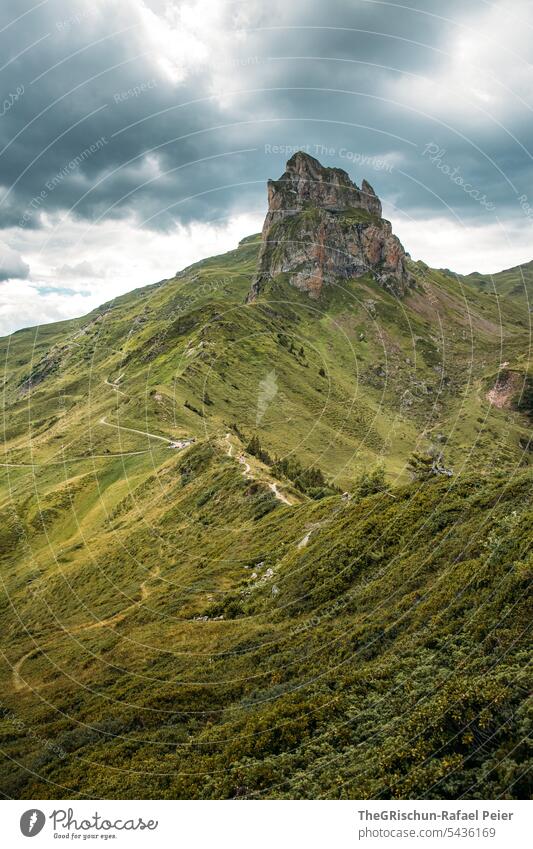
[{"left": 486, "top": 371, "right": 521, "bottom": 409}]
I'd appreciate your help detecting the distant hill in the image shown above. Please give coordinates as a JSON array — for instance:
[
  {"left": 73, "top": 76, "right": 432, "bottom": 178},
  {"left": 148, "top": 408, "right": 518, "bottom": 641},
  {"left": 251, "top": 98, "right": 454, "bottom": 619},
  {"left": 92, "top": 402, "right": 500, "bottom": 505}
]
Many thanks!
[{"left": 463, "top": 259, "right": 533, "bottom": 312}]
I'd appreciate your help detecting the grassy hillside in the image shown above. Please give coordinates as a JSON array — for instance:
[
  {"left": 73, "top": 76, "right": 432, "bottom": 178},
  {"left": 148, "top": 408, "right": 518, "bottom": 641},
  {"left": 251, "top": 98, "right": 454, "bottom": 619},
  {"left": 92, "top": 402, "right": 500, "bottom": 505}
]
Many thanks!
[
  {"left": 0, "top": 234, "right": 531, "bottom": 799},
  {"left": 1, "top": 236, "right": 531, "bottom": 482},
  {"left": 463, "top": 259, "right": 533, "bottom": 311}
]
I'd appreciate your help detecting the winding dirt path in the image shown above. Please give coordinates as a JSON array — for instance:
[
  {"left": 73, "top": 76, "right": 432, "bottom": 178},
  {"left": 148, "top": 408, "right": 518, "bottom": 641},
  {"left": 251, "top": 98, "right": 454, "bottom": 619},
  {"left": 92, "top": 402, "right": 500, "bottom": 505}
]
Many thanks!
[
  {"left": 297, "top": 530, "right": 312, "bottom": 549},
  {"left": 268, "top": 482, "right": 292, "bottom": 505},
  {"left": 238, "top": 455, "right": 252, "bottom": 478},
  {"left": 297, "top": 521, "right": 326, "bottom": 550},
  {"left": 224, "top": 434, "right": 293, "bottom": 504},
  {"left": 104, "top": 374, "right": 126, "bottom": 395},
  {"left": 12, "top": 565, "right": 161, "bottom": 693},
  {"left": 12, "top": 651, "right": 38, "bottom": 692},
  {"left": 0, "top": 449, "right": 151, "bottom": 471},
  {"left": 99, "top": 416, "right": 174, "bottom": 445}
]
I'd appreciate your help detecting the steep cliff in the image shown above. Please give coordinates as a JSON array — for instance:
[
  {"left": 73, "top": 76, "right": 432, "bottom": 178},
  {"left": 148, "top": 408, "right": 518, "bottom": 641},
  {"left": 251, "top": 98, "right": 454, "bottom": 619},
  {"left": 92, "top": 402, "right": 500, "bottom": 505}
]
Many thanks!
[{"left": 248, "top": 151, "right": 413, "bottom": 300}]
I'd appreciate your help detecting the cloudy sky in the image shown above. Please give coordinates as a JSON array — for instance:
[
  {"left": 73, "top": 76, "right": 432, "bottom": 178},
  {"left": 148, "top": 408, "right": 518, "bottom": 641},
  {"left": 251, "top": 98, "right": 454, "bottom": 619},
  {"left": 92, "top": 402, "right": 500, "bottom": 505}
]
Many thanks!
[{"left": 0, "top": 0, "right": 532, "bottom": 333}]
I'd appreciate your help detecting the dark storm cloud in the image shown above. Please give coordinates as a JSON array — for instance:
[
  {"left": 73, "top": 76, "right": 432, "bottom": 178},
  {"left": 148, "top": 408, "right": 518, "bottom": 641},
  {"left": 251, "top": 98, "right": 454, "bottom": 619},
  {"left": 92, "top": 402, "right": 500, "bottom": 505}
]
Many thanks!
[{"left": 0, "top": 0, "right": 532, "bottom": 234}]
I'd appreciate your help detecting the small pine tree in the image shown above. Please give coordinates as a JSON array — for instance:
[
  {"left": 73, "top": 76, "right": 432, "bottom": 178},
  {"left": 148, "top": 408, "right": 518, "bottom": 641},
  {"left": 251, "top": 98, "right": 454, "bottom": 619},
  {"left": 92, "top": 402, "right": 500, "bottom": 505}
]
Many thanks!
[
  {"left": 246, "top": 434, "right": 272, "bottom": 465},
  {"left": 355, "top": 465, "right": 388, "bottom": 498},
  {"left": 407, "top": 451, "right": 435, "bottom": 481},
  {"left": 246, "top": 435, "right": 261, "bottom": 457},
  {"left": 407, "top": 449, "right": 452, "bottom": 481},
  {"left": 516, "top": 376, "right": 533, "bottom": 416}
]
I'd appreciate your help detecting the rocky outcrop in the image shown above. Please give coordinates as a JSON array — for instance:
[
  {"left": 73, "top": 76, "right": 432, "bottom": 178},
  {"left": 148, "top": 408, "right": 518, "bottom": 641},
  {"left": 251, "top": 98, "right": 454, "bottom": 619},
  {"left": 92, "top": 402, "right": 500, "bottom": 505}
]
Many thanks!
[{"left": 248, "top": 151, "right": 413, "bottom": 300}]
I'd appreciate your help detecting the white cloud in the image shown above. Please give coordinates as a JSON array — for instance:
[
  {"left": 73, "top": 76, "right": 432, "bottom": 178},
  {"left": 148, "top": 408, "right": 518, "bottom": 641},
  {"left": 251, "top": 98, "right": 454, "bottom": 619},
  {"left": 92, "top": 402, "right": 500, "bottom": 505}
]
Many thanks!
[
  {"left": 2, "top": 203, "right": 530, "bottom": 337},
  {"left": 387, "top": 0, "right": 533, "bottom": 124},
  {"left": 0, "top": 240, "right": 29, "bottom": 281},
  {"left": 1, "top": 0, "right": 532, "bottom": 335},
  {"left": 0, "top": 211, "right": 262, "bottom": 334},
  {"left": 393, "top": 213, "right": 533, "bottom": 274},
  {"left": 54, "top": 260, "right": 105, "bottom": 278},
  {"left": 0, "top": 279, "right": 95, "bottom": 335},
  {"left": 129, "top": 0, "right": 227, "bottom": 84}
]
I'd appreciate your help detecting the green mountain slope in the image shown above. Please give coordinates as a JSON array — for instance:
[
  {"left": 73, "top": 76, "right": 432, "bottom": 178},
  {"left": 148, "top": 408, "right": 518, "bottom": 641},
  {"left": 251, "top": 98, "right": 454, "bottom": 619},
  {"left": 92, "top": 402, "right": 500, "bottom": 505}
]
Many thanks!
[
  {"left": 0, "top": 442, "right": 531, "bottom": 799},
  {"left": 0, "top": 221, "right": 532, "bottom": 798},
  {"left": 463, "top": 259, "right": 533, "bottom": 311},
  {"left": 1, "top": 234, "right": 531, "bottom": 482}
]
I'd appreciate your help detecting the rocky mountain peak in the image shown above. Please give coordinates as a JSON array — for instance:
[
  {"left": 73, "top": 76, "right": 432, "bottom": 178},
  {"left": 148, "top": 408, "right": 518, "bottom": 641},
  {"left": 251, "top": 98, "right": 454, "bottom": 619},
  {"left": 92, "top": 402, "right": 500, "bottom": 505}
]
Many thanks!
[
  {"left": 273, "top": 151, "right": 383, "bottom": 218},
  {"left": 248, "top": 151, "right": 413, "bottom": 300}
]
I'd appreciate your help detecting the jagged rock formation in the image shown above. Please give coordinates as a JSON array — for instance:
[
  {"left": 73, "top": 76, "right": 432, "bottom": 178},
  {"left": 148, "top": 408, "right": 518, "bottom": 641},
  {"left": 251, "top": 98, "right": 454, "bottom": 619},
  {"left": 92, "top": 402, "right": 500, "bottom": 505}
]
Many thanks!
[{"left": 248, "top": 151, "right": 413, "bottom": 300}]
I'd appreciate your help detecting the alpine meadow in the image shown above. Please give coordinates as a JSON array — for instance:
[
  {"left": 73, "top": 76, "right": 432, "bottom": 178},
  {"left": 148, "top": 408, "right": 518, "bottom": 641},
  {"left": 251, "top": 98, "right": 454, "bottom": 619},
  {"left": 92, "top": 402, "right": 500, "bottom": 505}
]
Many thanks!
[{"left": 0, "top": 149, "right": 531, "bottom": 801}]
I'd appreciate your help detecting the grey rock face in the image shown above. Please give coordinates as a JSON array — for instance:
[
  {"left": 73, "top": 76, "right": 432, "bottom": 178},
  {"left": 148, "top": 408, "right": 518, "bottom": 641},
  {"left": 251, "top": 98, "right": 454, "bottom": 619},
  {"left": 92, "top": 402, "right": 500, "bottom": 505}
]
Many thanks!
[{"left": 248, "top": 151, "right": 413, "bottom": 300}]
